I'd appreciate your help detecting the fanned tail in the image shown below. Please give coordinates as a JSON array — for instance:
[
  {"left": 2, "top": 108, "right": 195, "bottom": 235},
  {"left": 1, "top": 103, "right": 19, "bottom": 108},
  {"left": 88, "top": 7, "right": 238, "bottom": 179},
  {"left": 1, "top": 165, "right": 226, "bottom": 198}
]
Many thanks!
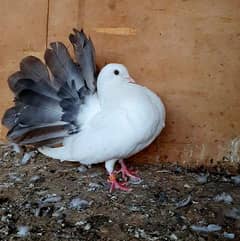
[
  {"left": 69, "top": 28, "right": 97, "bottom": 92},
  {"left": 2, "top": 29, "right": 96, "bottom": 147}
]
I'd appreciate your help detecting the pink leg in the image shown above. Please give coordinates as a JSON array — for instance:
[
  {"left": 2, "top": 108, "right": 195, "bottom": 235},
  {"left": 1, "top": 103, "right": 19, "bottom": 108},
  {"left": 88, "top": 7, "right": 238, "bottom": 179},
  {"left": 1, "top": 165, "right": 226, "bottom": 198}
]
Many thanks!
[
  {"left": 108, "top": 173, "right": 132, "bottom": 192},
  {"left": 117, "top": 159, "right": 141, "bottom": 181}
]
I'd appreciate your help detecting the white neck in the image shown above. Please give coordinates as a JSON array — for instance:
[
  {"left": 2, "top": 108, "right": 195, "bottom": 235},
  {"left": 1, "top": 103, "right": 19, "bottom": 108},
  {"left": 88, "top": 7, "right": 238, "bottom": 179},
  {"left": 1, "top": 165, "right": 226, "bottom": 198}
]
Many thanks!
[{"left": 97, "top": 80, "right": 129, "bottom": 108}]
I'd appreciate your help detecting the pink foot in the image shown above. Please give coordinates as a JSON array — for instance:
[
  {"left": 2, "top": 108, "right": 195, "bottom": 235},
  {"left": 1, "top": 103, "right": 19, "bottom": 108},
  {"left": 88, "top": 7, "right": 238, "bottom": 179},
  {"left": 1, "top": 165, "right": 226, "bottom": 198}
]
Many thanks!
[
  {"left": 108, "top": 173, "right": 132, "bottom": 193},
  {"left": 117, "top": 159, "right": 141, "bottom": 182}
]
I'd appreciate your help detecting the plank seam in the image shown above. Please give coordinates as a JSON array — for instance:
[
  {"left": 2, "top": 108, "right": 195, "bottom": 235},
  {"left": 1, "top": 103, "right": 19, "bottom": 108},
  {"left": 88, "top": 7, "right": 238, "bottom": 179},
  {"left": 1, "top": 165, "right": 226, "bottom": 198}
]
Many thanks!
[{"left": 45, "top": 0, "right": 50, "bottom": 48}]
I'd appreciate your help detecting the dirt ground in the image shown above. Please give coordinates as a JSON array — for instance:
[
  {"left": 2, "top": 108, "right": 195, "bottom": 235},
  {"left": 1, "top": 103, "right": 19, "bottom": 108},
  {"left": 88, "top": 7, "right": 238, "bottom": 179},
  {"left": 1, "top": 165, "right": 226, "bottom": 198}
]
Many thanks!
[{"left": 0, "top": 145, "right": 239, "bottom": 241}]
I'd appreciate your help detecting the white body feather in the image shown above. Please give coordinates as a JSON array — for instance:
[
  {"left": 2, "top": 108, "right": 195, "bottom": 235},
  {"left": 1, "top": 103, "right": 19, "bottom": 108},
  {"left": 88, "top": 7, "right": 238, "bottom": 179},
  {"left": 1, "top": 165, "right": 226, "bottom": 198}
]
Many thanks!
[{"left": 39, "top": 64, "right": 165, "bottom": 172}]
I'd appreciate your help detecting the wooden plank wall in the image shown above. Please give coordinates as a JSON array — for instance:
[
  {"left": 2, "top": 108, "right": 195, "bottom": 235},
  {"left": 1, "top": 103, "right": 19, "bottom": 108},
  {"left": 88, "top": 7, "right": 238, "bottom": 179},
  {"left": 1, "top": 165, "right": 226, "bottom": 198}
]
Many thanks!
[
  {"left": 0, "top": 0, "right": 240, "bottom": 171},
  {"left": 0, "top": 0, "right": 48, "bottom": 138}
]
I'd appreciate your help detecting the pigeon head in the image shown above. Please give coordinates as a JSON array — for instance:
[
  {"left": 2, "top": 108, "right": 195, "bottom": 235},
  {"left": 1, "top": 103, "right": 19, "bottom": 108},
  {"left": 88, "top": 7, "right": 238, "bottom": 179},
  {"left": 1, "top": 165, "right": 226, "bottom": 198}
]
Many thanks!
[
  {"left": 97, "top": 63, "right": 135, "bottom": 89},
  {"left": 96, "top": 63, "right": 136, "bottom": 105}
]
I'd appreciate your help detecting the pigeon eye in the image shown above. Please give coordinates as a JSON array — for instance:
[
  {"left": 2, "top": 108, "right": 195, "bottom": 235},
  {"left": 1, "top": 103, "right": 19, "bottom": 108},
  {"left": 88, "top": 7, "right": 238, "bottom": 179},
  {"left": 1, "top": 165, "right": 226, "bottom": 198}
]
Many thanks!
[{"left": 114, "top": 70, "right": 119, "bottom": 75}]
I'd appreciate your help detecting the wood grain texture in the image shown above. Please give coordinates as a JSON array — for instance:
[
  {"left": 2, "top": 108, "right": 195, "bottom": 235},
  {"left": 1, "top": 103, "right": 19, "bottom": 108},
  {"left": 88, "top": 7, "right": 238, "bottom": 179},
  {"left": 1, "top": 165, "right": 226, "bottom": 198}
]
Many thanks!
[
  {"left": 0, "top": 0, "right": 48, "bottom": 140},
  {"left": 77, "top": 0, "right": 240, "bottom": 170},
  {"left": 47, "top": 0, "right": 79, "bottom": 45},
  {"left": 0, "top": 0, "right": 240, "bottom": 171}
]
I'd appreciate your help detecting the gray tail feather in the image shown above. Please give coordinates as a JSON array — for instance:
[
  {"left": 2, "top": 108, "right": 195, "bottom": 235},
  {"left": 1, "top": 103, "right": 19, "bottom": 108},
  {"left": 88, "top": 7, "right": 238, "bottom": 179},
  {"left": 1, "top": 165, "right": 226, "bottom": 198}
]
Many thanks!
[
  {"left": 2, "top": 107, "right": 18, "bottom": 129},
  {"left": 7, "top": 122, "right": 74, "bottom": 146},
  {"left": 44, "top": 42, "right": 84, "bottom": 90},
  {"left": 20, "top": 56, "right": 50, "bottom": 82},
  {"left": 8, "top": 56, "right": 50, "bottom": 93},
  {"left": 2, "top": 29, "right": 95, "bottom": 147},
  {"left": 69, "top": 28, "right": 97, "bottom": 92}
]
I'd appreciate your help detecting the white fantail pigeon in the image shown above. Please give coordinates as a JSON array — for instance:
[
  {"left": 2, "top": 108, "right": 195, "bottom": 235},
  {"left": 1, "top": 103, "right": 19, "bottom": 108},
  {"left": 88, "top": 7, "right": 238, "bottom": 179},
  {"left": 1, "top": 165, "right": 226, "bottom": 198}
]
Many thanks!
[{"left": 2, "top": 29, "right": 166, "bottom": 192}]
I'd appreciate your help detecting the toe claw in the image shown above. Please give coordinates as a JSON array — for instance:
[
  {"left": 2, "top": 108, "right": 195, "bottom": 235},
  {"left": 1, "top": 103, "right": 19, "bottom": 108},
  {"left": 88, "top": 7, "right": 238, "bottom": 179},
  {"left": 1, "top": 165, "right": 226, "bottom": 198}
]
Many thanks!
[
  {"left": 108, "top": 173, "right": 131, "bottom": 192},
  {"left": 117, "top": 163, "right": 141, "bottom": 181}
]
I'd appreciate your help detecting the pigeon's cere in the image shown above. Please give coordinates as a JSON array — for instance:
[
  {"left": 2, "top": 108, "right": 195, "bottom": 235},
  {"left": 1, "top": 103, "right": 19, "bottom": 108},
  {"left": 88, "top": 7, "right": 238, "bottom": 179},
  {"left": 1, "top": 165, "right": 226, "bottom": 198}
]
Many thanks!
[{"left": 1, "top": 29, "right": 166, "bottom": 192}]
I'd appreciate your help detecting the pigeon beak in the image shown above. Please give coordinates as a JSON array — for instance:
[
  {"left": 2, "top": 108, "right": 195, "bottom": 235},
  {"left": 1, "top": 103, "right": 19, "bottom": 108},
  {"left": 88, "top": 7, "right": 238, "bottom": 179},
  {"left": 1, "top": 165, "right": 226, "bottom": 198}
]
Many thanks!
[{"left": 126, "top": 76, "right": 136, "bottom": 84}]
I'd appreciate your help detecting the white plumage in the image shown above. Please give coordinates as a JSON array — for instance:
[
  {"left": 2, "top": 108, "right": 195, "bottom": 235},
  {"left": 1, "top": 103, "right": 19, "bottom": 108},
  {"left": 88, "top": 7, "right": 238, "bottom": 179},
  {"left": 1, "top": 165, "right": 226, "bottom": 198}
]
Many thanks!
[
  {"left": 2, "top": 29, "right": 165, "bottom": 192},
  {"left": 40, "top": 64, "right": 165, "bottom": 175}
]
